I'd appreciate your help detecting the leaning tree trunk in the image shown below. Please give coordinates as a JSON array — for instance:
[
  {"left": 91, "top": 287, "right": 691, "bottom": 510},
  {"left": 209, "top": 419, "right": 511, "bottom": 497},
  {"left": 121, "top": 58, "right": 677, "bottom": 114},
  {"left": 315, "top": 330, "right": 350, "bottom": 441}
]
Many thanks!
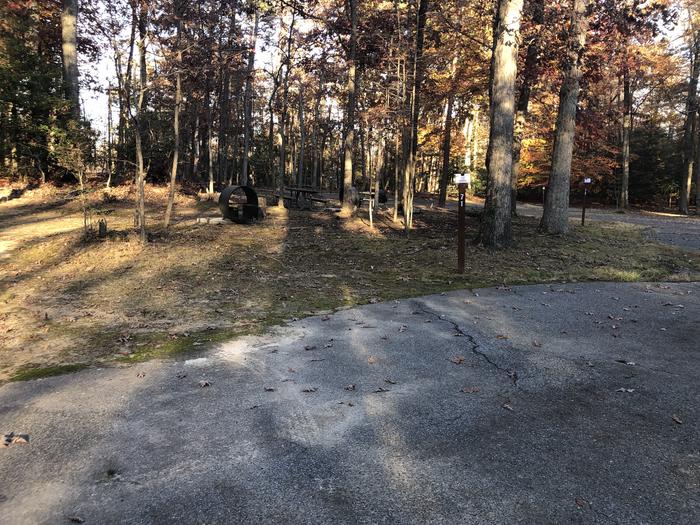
[
  {"left": 479, "top": 0, "right": 524, "bottom": 248},
  {"left": 61, "top": 0, "right": 80, "bottom": 119},
  {"left": 540, "top": 0, "right": 591, "bottom": 234},
  {"left": 511, "top": 0, "right": 544, "bottom": 215}
]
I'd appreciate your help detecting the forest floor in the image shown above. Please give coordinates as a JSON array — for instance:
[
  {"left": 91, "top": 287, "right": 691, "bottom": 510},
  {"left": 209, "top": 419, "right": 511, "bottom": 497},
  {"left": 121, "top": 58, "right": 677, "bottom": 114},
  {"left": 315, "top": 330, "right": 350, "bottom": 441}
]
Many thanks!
[{"left": 1, "top": 183, "right": 699, "bottom": 383}]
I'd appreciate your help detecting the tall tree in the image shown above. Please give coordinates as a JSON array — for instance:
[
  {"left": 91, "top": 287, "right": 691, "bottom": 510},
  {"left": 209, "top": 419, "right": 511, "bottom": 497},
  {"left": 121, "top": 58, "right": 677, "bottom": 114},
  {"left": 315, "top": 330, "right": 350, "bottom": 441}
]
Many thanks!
[
  {"left": 164, "top": 6, "right": 183, "bottom": 228},
  {"left": 341, "top": 0, "right": 359, "bottom": 215},
  {"left": 402, "top": 0, "right": 429, "bottom": 232},
  {"left": 241, "top": 7, "right": 259, "bottom": 186},
  {"left": 61, "top": 0, "right": 80, "bottom": 119},
  {"left": 540, "top": 0, "right": 591, "bottom": 234},
  {"left": 680, "top": 20, "right": 700, "bottom": 215},
  {"left": 479, "top": 0, "right": 524, "bottom": 248}
]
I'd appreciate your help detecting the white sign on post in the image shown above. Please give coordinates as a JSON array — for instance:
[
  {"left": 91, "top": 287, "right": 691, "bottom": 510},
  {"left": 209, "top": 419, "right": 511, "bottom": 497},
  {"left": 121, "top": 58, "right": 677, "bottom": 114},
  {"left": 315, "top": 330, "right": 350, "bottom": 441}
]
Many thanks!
[
  {"left": 453, "top": 173, "right": 471, "bottom": 185},
  {"left": 583, "top": 177, "right": 592, "bottom": 184}
]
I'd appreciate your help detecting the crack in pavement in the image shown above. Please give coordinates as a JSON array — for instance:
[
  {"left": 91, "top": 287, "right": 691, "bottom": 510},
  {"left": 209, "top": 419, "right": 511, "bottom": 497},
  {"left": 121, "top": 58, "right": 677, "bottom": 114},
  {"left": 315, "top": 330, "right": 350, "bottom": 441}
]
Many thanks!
[{"left": 411, "top": 301, "right": 520, "bottom": 387}]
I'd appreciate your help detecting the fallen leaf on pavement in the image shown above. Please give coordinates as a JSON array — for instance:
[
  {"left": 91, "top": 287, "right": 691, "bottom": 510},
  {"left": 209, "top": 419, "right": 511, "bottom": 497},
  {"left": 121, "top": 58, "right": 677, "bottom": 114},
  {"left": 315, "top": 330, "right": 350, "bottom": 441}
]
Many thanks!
[
  {"left": 198, "top": 380, "right": 211, "bottom": 388},
  {"left": 136, "top": 372, "right": 146, "bottom": 378},
  {"left": 575, "top": 497, "right": 588, "bottom": 508},
  {"left": 2, "top": 432, "right": 30, "bottom": 447},
  {"left": 367, "top": 356, "right": 378, "bottom": 364},
  {"left": 496, "top": 334, "right": 508, "bottom": 340},
  {"left": 451, "top": 356, "right": 465, "bottom": 365},
  {"left": 616, "top": 387, "right": 635, "bottom": 393},
  {"left": 532, "top": 340, "right": 542, "bottom": 348},
  {"left": 502, "top": 403, "right": 513, "bottom": 411},
  {"left": 321, "top": 315, "right": 331, "bottom": 321},
  {"left": 264, "top": 386, "right": 275, "bottom": 392},
  {"left": 345, "top": 384, "right": 356, "bottom": 391},
  {"left": 374, "top": 387, "right": 390, "bottom": 393},
  {"left": 302, "top": 387, "right": 317, "bottom": 393},
  {"left": 672, "top": 414, "right": 683, "bottom": 425},
  {"left": 461, "top": 387, "right": 480, "bottom": 394}
]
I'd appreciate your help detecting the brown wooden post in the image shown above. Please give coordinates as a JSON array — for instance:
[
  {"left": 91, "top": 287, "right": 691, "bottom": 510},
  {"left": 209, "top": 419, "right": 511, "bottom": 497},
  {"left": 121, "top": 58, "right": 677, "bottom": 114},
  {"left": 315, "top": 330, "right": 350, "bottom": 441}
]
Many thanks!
[{"left": 458, "top": 182, "right": 467, "bottom": 273}]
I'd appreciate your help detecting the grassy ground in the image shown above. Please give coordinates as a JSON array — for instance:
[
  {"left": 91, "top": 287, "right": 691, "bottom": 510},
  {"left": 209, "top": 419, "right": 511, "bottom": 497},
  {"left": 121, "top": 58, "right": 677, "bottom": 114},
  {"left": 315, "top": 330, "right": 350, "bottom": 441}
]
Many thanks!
[{"left": 1, "top": 184, "right": 699, "bottom": 383}]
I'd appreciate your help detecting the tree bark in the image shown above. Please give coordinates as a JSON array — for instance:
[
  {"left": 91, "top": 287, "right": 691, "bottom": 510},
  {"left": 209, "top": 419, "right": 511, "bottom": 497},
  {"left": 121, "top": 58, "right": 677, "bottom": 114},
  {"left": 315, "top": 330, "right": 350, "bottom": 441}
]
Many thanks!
[
  {"left": 479, "top": 0, "right": 524, "bottom": 247},
  {"left": 297, "top": 85, "right": 306, "bottom": 186},
  {"left": 402, "top": 0, "right": 430, "bottom": 232},
  {"left": 61, "top": 0, "right": 80, "bottom": 119},
  {"left": 680, "top": 32, "right": 700, "bottom": 215},
  {"left": 164, "top": 16, "right": 182, "bottom": 228},
  {"left": 341, "top": 0, "right": 359, "bottom": 214},
  {"left": 540, "top": 0, "right": 591, "bottom": 234},
  {"left": 620, "top": 63, "right": 631, "bottom": 208},
  {"left": 241, "top": 8, "right": 259, "bottom": 186},
  {"left": 277, "top": 12, "right": 296, "bottom": 203},
  {"left": 137, "top": 1, "right": 148, "bottom": 110}
]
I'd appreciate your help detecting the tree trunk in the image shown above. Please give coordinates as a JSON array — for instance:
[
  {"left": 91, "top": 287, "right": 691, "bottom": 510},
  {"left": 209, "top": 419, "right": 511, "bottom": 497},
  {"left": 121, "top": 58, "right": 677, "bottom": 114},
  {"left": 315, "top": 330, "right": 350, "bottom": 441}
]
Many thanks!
[
  {"left": 438, "top": 58, "right": 457, "bottom": 208},
  {"left": 695, "top": 111, "right": 700, "bottom": 211},
  {"left": 341, "top": 0, "right": 359, "bottom": 214},
  {"left": 620, "top": 60, "right": 631, "bottom": 208},
  {"left": 540, "top": 0, "right": 590, "bottom": 234},
  {"left": 106, "top": 86, "right": 113, "bottom": 187},
  {"left": 311, "top": 89, "right": 323, "bottom": 188},
  {"left": 241, "top": 9, "right": 259, "bottom": 186},
  {"left": 297, "top": 85, "right": 306, "bottom": 186},
  {"left": 277, "top": 13, "right": 296, "bottom": 203},
  {"left": 134, "top": 75, "right": 146, "bottom": 241},
  {"left": 680, "top": 33, "right": 700, "bottom": 215},
  {"left": 511, "top": 0, "right": 544, "bottom": 215},
  {"left": 137, "top": 1, "right": 148, "bottom": 110},
  {"left": 132, "top": 2, "right": 147, "bottom": 243},
  {"left": 208, "top": 100, "right": 215, "bottom": 194},
  {"left": 479, "top": 0, "right": 524, "bottom": 247},
  {"left": 164, "top": 18, "right": 182, "bottom": 228},
  {"left": 61, "top": 0, "right": 80, "bottom": 119},
  {"left": 402, "top": 0, "right": 429, "bottom": 233}
]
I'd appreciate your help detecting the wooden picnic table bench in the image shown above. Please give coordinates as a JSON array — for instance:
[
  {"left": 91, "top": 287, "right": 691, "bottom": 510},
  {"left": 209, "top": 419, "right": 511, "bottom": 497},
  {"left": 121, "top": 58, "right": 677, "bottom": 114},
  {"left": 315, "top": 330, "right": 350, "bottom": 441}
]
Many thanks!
[{"left": 281, "top": 187, "right": 329, "bottom": 209}]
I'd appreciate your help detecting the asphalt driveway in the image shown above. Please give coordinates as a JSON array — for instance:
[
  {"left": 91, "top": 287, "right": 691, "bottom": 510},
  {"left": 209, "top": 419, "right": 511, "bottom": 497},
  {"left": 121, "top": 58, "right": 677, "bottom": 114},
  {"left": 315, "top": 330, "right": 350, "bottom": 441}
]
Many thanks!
[{"left": 1, "top": 282, "right": 698, "bottom": 524}]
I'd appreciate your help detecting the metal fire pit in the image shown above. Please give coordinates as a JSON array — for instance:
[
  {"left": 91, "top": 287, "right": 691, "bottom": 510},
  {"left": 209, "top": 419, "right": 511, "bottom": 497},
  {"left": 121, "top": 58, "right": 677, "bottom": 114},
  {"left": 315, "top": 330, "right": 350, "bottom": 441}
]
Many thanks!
[{"left": 218, "top": 186, "right": 262, "bottom": 224}]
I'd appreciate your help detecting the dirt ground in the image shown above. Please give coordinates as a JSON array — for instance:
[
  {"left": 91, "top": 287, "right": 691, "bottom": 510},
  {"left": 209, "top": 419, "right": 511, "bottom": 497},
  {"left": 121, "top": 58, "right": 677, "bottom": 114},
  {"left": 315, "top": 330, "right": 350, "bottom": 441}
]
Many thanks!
[{"left": 1, "top": 183, "right": 699, "bottom": 383}]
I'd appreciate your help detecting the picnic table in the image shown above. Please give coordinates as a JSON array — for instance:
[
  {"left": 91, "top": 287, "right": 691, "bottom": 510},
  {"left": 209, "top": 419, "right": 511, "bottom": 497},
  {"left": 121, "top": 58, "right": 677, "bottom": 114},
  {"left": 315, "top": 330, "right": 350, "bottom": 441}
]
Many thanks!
[{"left": 282, "top": 186, "right": 328, "bottom": 209}]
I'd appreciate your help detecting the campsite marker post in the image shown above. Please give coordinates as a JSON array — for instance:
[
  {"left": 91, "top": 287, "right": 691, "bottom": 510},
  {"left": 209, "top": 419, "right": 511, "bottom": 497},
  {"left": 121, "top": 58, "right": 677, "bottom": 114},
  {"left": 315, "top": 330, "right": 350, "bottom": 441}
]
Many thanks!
[
  {"left": 454, "top": 174, "right": 471, "bottom": 274},
  {"left": 582, "top": 177, "right": 592, "bottom": 226}
]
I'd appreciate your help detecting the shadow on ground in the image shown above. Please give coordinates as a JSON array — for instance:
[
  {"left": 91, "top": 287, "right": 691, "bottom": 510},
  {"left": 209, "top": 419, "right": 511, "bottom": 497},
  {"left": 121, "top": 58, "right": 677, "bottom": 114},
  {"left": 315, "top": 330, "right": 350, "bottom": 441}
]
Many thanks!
[{"left": 0, "top": 282, "right": 698, "bottom": 524}]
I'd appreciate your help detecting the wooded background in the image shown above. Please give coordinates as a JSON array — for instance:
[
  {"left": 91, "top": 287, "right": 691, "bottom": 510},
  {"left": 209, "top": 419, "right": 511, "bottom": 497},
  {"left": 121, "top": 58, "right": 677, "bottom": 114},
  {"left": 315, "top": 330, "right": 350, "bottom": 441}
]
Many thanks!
[{"left": 1, "top": 1, "right": 699, "bottom": 242}]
